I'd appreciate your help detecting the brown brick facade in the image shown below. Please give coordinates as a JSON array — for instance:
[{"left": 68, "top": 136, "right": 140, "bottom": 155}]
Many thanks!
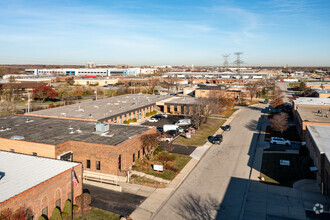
[
  {"left": 55, "top": 126, "right": 157, "bottom": 176},
  {"left": 0, "top": 165, "right": 82, "bottom": 219}
]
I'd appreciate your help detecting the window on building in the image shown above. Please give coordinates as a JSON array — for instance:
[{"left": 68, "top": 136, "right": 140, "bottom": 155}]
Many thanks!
[
  {"left": 181, "top": 106, "right": 184, "bottom": 114},
  {"left": 124, "top": 115, "right": 127, "bottom": 121},
  {"left": 118, "top": 155, "right": 121, "bottom": 170},
  {"left": 119, "top": 118, "right": 122, "bottom": 123},
  {"left": 33, "top": 152, "right": 37, "bottom": 156},
  {"left": 143, "top": 147, "right": 145, "bottom": 156},
  {"left": 138, "top": 150, "right": 140, "bottom": 159},
  {"left": 42, "top": 207, "right": 48, "bottom": 217},
  {"left": 174, "top": 106, "right": 178, "bottom": 112},
  {"left": 96, "top": 161, "right": 101, "bottom": 170},
  {"left": 167, "top": 106, "right": 171, "bottom": 112},
  {"left": 10, "top": 149, "right": 14, "bottom": 153},
  {"left": 55, "top": 199, "right": 61, "bottom": 208},
  {"left": 86, "top": 160, "right": 91, "bottom": 169},
  {"left": 133, "top": 153, "right": 135, "bottom": 163}
]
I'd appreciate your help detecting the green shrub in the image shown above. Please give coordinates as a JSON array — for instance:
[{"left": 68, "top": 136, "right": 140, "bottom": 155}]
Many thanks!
[
  {"left": 50, "top": 207, "right": 62, "bottom": 220},
  {"left": 123, "top": 120, "right": 129, "bottom": 124},
  {"left": 38, "top": 215, "right": 47, "bottom": 220},
  {"left": 146, "top": 112, "right": 150, "bottom": 117},
  {"left": 132, "top": 118, "right": 137, "bottom": 122},
  {"left": 153, "top": 145, "right": 163, "bottom": 155},
  {"left": 61, "top": 212, "right": 68, "bottom": 220},
  {"left": 62, "top": 200, "right": 71, "bottom": 217},
  {"left": 73, "top": 205, "right": 79, "bottom": 212}
]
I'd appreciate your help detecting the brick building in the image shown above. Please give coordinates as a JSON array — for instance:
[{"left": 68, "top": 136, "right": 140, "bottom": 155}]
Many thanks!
[
  {"left": 156, "top": 97, "right": 197, "bottom": 115},
  {"left": 293, "top": 106, "right": 330, "bottom": 140},
  {"left": 0, "top": 115, "right": 156, "bottom": 178},
  {"left": 0, "top": 151, "right": 82, "bottom": 219},
  {"left": 305, "top": 125, "right": 330, "bottom": 195},
  {"left": 26, "top": 94, "right": 169, "bottom": 124}
]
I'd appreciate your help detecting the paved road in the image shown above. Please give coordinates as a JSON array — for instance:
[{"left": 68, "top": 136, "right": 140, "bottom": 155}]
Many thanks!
[
  {"left": 152, "top": 105, "right": 266, "bottom": 220},
  {"left": 277, "top": 82, "right": 293, "bottom": 103}
]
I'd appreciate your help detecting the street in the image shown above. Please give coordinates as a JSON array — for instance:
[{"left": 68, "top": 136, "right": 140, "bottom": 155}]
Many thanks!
[{"left": 152, "top": 104, "right": 266, "bottom": 219}]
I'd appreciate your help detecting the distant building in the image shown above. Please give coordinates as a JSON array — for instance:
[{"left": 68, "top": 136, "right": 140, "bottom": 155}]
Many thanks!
[
  {"left": 307, "top": 82, "right": 330, "bottom": 90},
  {"left": 315, "top": 89, "right": 330, "bottom": 98},
  {"left": 26, "top": 94, "right": 169, "bottom": 123},
  {"left": 74, "top": 78, "right": 118, "bottom": 86},
  {"left": 85, "top": 62, "right": 96, "bottom": 68},
  {"left": 0, "top": 151, "right": 82, "bottom": 219},
  {"left": 156, "top": 97, "right": 197, "bottom": 115},
  {"left": 293, "top": 97, "right": 330, "bottom": 110}
]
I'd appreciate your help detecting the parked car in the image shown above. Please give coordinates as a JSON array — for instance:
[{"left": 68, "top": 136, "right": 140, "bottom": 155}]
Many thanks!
[
  {"left": 158, "top": 113, "right": 168, "bottom": 118},
  {"left": 263, "top": 99, "right": 269, "bottom": 104},
  {"left": 222, "top": 125, "right": 231, "bottom": 131},
  {"left": 158, "top": 133, "right": 174, "bottom": 142},
  {"left": 175, "top": 119, "right": 191, "bottom": 126},
  {"left": 148, "top": 118, "right": 158, "bottom": 123},
  {"left": 212, "top": 134, "right": 223, "bottom": 144},
  {"left": 270, "top": 137, "right": 291, "bottom": 145}
]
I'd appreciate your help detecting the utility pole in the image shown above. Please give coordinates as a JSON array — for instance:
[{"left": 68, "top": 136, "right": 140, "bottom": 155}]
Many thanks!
[{"left": 27, "top": 92, "right": 31, "bottom": 113}]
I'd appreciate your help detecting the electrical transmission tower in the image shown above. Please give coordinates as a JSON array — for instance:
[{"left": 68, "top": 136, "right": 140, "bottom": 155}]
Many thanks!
[
  {"left": 233, "top": 52, "right": 244, "bottom": 74},
  {"left": 223, "top": 54, "right": 230, "bottom": 69}
]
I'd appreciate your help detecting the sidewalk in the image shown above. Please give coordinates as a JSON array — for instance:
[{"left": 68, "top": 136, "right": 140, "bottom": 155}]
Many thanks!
[{"left": 130, "top": 108, "right": 243, "bottom": 220}]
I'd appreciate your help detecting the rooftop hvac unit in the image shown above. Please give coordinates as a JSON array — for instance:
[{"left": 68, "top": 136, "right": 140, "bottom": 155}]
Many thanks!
[{"left": 95, "top": 123, "right": 110, "bottom": 133}]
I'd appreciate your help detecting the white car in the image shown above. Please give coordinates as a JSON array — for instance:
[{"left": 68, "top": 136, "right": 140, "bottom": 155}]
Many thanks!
[
  {"left": 148, "top": 118, "right": 158, "bottom": 122},
  {"left": 270, "top": 137, "right": 291, "bottom": 145},
  {"left": 158, "top": 113, "right": 168, "bottom": 118}
]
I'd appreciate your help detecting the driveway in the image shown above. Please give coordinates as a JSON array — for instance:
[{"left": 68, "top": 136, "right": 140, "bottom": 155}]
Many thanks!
[{"left": 84, "top": 184, "right": 147, "bottom": 216}]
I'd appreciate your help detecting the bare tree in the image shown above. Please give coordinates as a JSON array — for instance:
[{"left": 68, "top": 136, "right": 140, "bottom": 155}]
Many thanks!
[
  {"left": 141, "top": 133, "right": 161, "bottom": 161},
  {"left": 270, "top": 86, "right": 284, "bottom": 108},
  {"left": 269, "top": 112, "right": 289, "bottom": 133},
  {"left": 148, "top": 78, "right": 160, "bottom": 94},
  {"left": 245, "top": 82, "right": 258, "bottom": 101}
]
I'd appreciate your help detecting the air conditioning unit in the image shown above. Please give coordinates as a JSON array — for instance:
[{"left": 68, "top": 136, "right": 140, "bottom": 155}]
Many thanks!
[{"left": 95, "top": 123, "right": 110, "bottom": 133}]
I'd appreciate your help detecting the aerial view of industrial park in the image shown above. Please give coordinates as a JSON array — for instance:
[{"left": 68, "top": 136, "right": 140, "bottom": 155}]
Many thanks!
[{"left": 0, "top": 0, "right": 330, "bottom": 220}]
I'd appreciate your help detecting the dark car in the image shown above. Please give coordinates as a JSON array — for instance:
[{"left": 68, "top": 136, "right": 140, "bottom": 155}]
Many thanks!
[
  {"left": 222, "top": 125, "right": 231, "bottom": 131},
  {"left": 212, "top": 134, "right": 223, "bottom": 144},
  {"left": 263, "top": 99, "right": 269, "bottom": 104}
]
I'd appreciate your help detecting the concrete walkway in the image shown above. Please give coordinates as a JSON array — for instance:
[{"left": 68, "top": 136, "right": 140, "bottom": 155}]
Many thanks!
[{"left": 130, "top": 108, "right": 243, "bottom": 219}]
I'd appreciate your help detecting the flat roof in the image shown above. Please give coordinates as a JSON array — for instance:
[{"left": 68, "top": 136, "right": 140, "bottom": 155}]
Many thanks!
[
  {"left": 165, "top": 72, "right": 269, "bottom": 75},
  {"left": 293, "top": 97, "right": 330, "bottom": 106},
  {"left": 0, "top": 115, "right": 152, "bottom": 146},
  {"left": 196, "top": 86, "right": 225, "bottom": 90},
  {"left": 306, "top": 125, "right": 330, "bottom": 161},
  {"left": 296, "top": 106, "right": 330, "bottom": 123},
  {"left": 307, "top": 82, "right": 330, "bottom": 86},
  {"left": 0, "top": 151, "right": 79, "bottom": 203},
  {"left": 161, "top": 97, "right": 197, "bottom": 105},
  {"left": 27, "top": 94, "right": 169, "bottom": 121}
]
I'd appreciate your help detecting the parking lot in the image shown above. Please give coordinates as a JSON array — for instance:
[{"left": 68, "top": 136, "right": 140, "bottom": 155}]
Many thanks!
[{"left": 142, "top": 115, "right": 192, "bottom": 131}]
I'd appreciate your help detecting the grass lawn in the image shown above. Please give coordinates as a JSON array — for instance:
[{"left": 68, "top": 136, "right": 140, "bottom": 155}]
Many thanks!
[
  {"left": 133, "top": 152, "right": 191, "bottom": 180},
  {"left": 265, "top": 126, "right": 301, "bottom": 142},
  {"left": 173, "top": 119, "right": 226, "bottom": 146},
  {"left": 260, "top": 153, "right": 302, "bottom": 187},
  {"left": 130, "top": 174, "right": 167, "bottom": 188},
  {"left": 223, "top": 108, "right": 238, "bottom": 118},
  {"left": 73, "top": 207, "right": 120, "bottom": 220}
]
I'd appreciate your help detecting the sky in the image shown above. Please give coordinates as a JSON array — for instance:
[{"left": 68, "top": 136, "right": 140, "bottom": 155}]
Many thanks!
[{"left": 0, "top": 0, "right": 330, "bottom": 66}]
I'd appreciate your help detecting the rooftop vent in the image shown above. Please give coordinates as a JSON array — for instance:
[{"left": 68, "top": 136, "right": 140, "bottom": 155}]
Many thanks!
[
  {"left": 11, "top": 136, "right": 24, "bottom": 140},
  {"left": 76, "top": 129, "right": 82, "bottom": 133},
  {"left": 94, "top": 106, "right": 99, "bottom": 109},
  {"left": 95, "top": 123, "right": 110, "bottom": 133},
  {"left": 69, "top": 130, "right": 75, "bottom": 134},
  {"left": 0, "top": 127, "right": 11, "bottom": 132},
  {"left": 60, "top": 113, "right": 66, "bottom": 116}
]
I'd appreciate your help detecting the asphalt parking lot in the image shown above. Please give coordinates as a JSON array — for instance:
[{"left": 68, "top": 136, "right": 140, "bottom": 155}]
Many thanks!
[
  {"left": 142, "top": 115, "right": 191, "bottom": 130},
  {"left": 84, "top": 184, "right": 146, "bottom": 216}
]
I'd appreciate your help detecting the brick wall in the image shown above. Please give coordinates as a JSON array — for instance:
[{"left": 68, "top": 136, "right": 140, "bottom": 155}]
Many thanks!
[
  {"left": 0, "top": 164, "right": 82, "bottom": 219},
  {"left": 55, "top": 127, "right": 157, "bottom": 176},
  {"left": 0, "top": 138, "right": 55, "bottom": 158}
]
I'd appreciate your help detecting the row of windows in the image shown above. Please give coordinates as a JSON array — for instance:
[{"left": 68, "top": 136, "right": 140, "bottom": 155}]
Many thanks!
[{"left": 86, "top": 160, "right": 101, "bottom": 170}]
